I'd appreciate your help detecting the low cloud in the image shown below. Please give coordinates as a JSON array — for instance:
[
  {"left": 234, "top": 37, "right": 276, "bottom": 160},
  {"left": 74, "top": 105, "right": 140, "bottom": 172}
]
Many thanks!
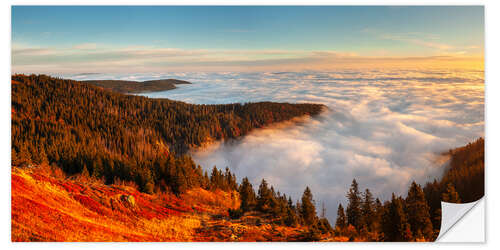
[{"left": 68, "top": 69, "right": 484, "bottom": 223}]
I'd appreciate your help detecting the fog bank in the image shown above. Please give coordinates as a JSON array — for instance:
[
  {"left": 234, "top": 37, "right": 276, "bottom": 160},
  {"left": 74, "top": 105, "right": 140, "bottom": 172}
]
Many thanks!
[{"left": 69, "top": 69, "right": 484, "bottom": 223}]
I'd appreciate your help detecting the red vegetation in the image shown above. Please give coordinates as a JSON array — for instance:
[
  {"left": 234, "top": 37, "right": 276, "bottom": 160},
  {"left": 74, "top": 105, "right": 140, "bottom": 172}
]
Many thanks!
[
  {"left": 12, "top": 165, "right": 334, "bottom": 242},
  {"left": 11, "top": 166, "right": 238, "bottom": 241}
]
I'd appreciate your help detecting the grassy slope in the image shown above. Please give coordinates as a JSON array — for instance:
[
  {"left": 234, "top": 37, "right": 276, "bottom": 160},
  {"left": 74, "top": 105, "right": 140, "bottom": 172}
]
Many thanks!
[{"left": 11, "top": 165, "right": 341, "bottom": 242}]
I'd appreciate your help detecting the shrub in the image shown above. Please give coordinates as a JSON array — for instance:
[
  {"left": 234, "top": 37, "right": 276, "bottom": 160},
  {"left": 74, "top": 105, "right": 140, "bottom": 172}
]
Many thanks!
[{"left": 228, "top": 208, "right": 243, "bottom": 219}]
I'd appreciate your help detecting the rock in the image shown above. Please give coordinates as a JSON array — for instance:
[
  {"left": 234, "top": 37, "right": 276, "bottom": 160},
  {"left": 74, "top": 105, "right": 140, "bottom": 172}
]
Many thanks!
[{"left": 121, "top": 194, "right": 136, "bottom": 207}]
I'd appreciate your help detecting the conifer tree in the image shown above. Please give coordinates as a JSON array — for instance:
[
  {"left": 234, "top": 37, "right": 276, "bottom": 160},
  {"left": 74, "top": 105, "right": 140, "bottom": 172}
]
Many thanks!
[
  {"left": 16, "top": 142, "right": 32, "bottom": 167},
  {"left": 295, "top": 199, "right": 303, "bottom": 225},
  {"left": 300, "top": 186, "right": 317, "bottom": 226},
  {"left": 317, "top": 217, "right": 333, "bottom": 234},
  {"left": 284, "top": 204, "right": 299, "bottom": 227},
  {"left": 361, "top": 188, "right": 375, "bottom": 230},
  {"left": 405, "top": 181, "right": 433, "bottom": 240},
  {"left": 257, "top": 179, "right": 273, "bottom": 213},
  {"left": 442, "top": 183, "right": 461, "bottom": 203},
  {"left": 239, "top": 177, "right": 256, "bottom": 212},
  {"left": 81, "top": 164, "right": 90, "bottom": 178},
  {"left": 210, "top": 166, "right": 221, "bottom": 190},
  {"left": 11, "top": 149, "right": 19, "bottom": 166},
  {"left": 335, "top": 204, "right": 347, "bottom": 230},
  {"left": 346, "top": 179, "right": 362, "bottom": 229},
  {"left": 372, "top": 198, "right": 384, "bottom": 233},
  {"left": 382, "top": 194, "right": 412, "bottom": 241}
]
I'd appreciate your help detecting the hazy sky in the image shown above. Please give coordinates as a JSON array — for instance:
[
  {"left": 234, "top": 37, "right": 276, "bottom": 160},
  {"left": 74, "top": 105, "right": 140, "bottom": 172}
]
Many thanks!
[{"left": 12, "top": 6, "right": 484, "bottom": 73}]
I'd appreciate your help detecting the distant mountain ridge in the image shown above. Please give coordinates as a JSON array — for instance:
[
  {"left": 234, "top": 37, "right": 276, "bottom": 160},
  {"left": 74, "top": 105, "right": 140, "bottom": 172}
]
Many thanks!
[{"left": 83, "top": 79, "right": 192, "bottom": 94}]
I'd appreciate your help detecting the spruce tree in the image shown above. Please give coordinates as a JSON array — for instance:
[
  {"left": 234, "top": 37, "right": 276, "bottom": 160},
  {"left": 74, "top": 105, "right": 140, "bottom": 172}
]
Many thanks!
[
  {"left": 382, "top": 194, "right": 412, "bottom": 241},
  {"left": 405, "top": 181, "right": 433, "bottom": 240},
  {"left": 361, "top": 188, "right": 375, "bottom": 231},
  {"left": 257, "top": 179, "right": 273, "bottom": 213},
  {"left": 238, "top": 177, "right": 256, "bottom": 212},
  {"left": 373, "top": 198, "right": 384, "bottom": 233},
  {"left": 209, "top": 166, "right": 221, "bottom": 190},
  {"left": 81, "top": 164, "right": 90, "bottom": 178},
  {"left": 284, "top": 205, "right": 299, "bottom": 227},
  {"left": 300, "top": 186, "right": 317, "bottom": 226},
  {"left": 442, "top": 183, "right": 461, "bottom": 203},
  {"left": 17, "top": 142, "right": 32, "bottom": 167},
  {"left": 346, "top": 179, "right": 362, "bottom": 229},
  {"left": 11, "top": 149, "right": 19, "bottom": 166},
  {"left": 335, "top": 204, "right": 347, "bottom": 230}
]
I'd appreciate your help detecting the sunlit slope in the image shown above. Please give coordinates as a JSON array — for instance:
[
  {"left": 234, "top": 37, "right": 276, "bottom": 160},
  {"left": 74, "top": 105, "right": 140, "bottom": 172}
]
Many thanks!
[
  {"left": 11, "top": 166, "right": 236, "bottom": 241},
  {"left": 11, "top": 166, "right": 337, "bottom": 242}
]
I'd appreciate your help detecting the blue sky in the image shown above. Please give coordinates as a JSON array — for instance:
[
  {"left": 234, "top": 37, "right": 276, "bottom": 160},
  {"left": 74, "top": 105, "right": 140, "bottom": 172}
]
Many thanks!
[{"left": 11, "top": 6, "right": 484, "bottom": 73}]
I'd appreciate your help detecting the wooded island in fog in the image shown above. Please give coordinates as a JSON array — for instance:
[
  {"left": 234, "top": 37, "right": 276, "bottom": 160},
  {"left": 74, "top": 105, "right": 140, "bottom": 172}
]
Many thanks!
[{"left": 83, "top": 78, "right": 192, "bottom": 94}]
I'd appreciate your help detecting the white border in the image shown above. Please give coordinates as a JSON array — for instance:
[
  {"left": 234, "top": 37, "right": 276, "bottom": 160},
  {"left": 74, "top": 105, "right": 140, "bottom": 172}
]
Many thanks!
[{"left": 3, "top": 0, "right": 498, "bottom": 249}]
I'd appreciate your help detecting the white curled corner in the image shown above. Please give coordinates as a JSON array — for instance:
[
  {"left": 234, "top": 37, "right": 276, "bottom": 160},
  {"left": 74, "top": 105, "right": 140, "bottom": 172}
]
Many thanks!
[{"left": 436, "top": 198, "right": 484, "bottom": 242}]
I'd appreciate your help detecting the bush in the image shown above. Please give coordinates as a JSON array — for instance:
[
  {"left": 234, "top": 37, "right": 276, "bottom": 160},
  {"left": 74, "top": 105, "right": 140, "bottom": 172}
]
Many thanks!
[
  {"left": 228, "top": 208, "right": 243, "bottom": 219},
  {"left": 303, "top": 227, "right": 322, "bottom": 241}
]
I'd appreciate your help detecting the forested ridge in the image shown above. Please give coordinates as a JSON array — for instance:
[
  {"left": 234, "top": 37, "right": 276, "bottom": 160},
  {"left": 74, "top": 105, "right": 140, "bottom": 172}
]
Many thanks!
[
  {"left": 11, "top": 74, "right": 324, "bottom": 196},
  {"left": 83, "top": 79, "right": 192, "bottom": 94},
  {"left": 334, "top": 137, "right": 484, "bottom": 241}
]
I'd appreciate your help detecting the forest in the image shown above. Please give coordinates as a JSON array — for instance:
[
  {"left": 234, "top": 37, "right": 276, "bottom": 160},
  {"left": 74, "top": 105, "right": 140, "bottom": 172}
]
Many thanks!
[
  {"left": 12, "top": 74, "right": 324, "bottom": 194},
  {"left": 83, "top": 78, "right": 192, "bottom": 94},
  {"left": 333, "top": 137, "right": 484, "bottom": 241}
]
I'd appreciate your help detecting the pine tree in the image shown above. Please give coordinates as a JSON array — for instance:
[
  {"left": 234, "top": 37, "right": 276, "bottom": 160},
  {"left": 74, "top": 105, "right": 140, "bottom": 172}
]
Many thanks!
[
  {"left": 209, "top": 166, "right": 221, "bottom": 190},
  {"left": 372, "top": 198, "right": 383, "bottom": 233},
  {"left": 284, "top": 204, "right": 299, "bottom": 227},
  {"left": 239, "top": 177, "right": 256, "bottom": 212},
  {"left": 295, "top": 199, "right": 303, "bottom": 225},
  {"left": 382, "top": 194, "right": 412, "bottom": 241},
  {"left": 405, "top": 181, "right": 433, "bottom": 241},
  {"left": 32, "top": 144, "right": 48, "bottom": 165},
  {"left": 442, "top": 183, "right": 461, "bottom": 203},
  {"left": 269, "top": 186, "right": 281, "bottom": 217},
  {"left": 11, "top": 148, "right": 19, "bottom": 166},
  {"left": 17, "top": 142, "right": 32, "bottom": 167},
  {"left": 257, "top": 179, "right": 273, "bottom": 213},
  {"left": 300, "top": 186, "right": 317, "bottom": 226},
  {"left": 335, "top": 203, "right": 347, "bottom": 230},
  {"left": 361, "top": 188, "right": 375, "bottom": 231},
  {"left": 346, "top": 179, "right": 362, "bottom": 229},
  {"left": 317, "top": 217, "right": 333, "bottom": 234},
  {"left": 81, "top": 164, "right": 90, "bottom": 178}
]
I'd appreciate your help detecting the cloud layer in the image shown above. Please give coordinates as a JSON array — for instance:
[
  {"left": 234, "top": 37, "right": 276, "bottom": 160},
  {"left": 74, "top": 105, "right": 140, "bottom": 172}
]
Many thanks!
[{"left": 69, "top": 69, "right": 484, "bottom": 222}]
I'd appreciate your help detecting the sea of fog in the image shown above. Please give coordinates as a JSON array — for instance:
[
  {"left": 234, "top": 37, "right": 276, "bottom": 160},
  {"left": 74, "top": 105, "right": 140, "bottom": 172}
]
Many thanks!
[{"left": 68, "top": 69, "right": 484, "bottom": 222}]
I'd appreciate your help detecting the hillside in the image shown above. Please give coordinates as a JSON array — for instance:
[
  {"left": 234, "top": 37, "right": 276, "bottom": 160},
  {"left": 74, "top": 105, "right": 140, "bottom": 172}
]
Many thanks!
[
  {"left": 12, "top": 138, "right": 484, "bottom": 242},
  {"left": 82, "top": 79, "right": 191, "bottom": 94},
  {"left": 11, "top": 74, "right": 332, "bottom": 242},
  {"left": 11, "top": 165, "right": 339, "bottom": 242},
  {"left": 332, "top": 138, "right": 484, "bottom": 242},
  {"left": 12, "top": 74, "right": 325, "bottom": 193}
]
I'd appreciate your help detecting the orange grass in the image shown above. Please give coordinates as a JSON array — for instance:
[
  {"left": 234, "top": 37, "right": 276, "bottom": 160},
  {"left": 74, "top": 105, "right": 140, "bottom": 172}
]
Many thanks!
[
  {"left": 11, "top": 166, "right": 336, "bottom": 242},
  {"left": 11, "top": 167, "right": 207, "bottom": 241}
]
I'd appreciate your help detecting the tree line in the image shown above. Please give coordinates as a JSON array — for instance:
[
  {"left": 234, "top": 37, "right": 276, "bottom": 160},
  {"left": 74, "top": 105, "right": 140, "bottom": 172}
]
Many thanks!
[
  {"left": 11, "top": 74, "right": 324, "bottom": 195},
  {"left": 334, "top": 137, "right": 484, "bottom": 241},
  {"left": 233, "top": 178, "right": 333, "bottom": 240}
]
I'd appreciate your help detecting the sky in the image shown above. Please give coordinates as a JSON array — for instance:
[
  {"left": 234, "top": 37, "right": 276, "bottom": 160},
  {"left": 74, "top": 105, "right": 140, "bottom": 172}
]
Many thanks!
[{"left": 12, "top": 6, "right": 484, "bottom": 73}]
